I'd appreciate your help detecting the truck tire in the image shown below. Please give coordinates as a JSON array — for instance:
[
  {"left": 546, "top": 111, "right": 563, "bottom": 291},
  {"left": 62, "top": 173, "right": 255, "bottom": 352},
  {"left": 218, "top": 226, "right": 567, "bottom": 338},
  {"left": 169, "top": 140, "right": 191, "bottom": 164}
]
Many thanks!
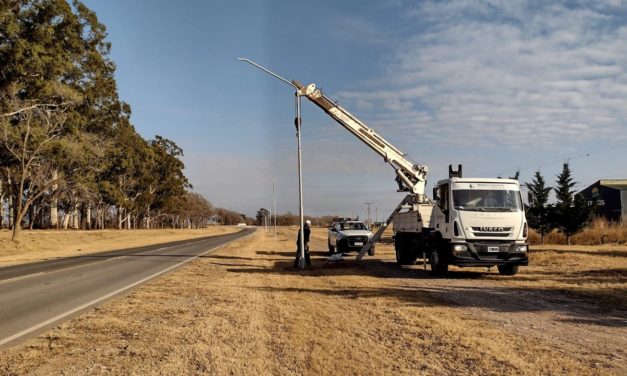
[
  {"left": 429, "top": 248, "right": 448, "bottom": 276},
  {"left": 395, "top": 234, "right": 416, "bottom": 265},
  {"left": 394, "top": 235, "right": 404, "bottom": 265},
  {"left": 497, "top": 264, "right": 519, "bottom": 276}
]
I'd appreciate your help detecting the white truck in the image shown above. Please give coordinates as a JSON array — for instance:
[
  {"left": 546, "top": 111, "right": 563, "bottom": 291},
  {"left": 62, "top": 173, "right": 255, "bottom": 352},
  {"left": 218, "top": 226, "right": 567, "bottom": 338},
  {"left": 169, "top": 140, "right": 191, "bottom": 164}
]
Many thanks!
[{"left": 293, "top": 80, "right": 529, "bottom": 276}]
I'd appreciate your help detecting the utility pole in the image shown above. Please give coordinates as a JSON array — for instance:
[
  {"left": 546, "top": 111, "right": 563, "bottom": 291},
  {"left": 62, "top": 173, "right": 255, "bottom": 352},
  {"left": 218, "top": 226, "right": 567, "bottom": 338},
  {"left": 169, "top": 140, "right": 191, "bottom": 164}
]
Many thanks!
[
  {"left": 364, "top": 202, "right": 373, "bottom": 229},
  {"left": 271, "top": 181, "right": 276, "bottom": 238},
  {"left": 254, "top": 172, "right": 277, "bottom": 238},
  {"left": 238, "top": 58, "right": 307, "bottom": 269}
]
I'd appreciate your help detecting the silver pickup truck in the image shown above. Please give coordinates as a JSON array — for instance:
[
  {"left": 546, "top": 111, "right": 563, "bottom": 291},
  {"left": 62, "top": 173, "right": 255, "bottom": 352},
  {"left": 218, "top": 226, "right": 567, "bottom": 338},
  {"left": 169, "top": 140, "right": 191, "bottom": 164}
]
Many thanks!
[{"left": 328, "top": 219, "right": 374, "bottom": 255}]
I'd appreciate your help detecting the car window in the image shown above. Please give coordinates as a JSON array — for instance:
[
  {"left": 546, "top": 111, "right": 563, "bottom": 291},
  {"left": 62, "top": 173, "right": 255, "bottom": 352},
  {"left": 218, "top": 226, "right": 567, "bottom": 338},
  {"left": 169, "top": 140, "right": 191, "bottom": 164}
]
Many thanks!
[{"left": 340, "top": 222, "right": 366, "bottom": 230}]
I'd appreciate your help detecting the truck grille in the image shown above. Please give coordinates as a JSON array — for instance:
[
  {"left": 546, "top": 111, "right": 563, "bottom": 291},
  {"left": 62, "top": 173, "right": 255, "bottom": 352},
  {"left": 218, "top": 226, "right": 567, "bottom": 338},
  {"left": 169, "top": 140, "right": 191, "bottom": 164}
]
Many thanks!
[
  {"left": 473, "top": 232, "right": 510, "bottom": 237},
  {"left": 468, "top": 241, "right": 513, "bottom": 255},
  {"left": 471, "top": 227, "right": 513, "bottom": 237}
]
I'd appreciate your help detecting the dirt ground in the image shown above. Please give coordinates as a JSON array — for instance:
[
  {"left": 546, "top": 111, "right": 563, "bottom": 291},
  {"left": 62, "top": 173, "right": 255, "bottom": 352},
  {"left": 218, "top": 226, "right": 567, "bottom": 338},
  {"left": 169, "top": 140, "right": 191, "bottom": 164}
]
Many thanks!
[
  {"left": 0, "top": 227, "right": 626, "bottom": 375},
  {"left": 0, "top": 226, "right": 239, "bottom": 266}
]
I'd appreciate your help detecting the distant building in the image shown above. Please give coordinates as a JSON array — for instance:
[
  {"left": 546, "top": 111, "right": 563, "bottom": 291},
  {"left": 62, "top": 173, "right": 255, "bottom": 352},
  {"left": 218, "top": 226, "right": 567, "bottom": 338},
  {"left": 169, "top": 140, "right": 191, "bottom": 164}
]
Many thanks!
[{"left": 578, "top": 180, "right": 627, "bottom": 222}]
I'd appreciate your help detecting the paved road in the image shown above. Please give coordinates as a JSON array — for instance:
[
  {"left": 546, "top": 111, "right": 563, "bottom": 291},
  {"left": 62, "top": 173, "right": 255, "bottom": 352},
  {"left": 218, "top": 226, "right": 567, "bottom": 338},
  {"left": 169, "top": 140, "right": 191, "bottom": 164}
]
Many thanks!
[{"left": 0, "top": 228, "right": 255, "bottom": 348}]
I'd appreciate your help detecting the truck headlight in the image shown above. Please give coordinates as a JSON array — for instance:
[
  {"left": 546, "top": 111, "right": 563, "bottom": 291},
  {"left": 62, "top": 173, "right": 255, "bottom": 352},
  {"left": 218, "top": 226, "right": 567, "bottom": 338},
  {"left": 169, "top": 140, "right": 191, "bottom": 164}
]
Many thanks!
[
  {"left": 452, "top": 244, "right": 468, "bottom": 256},
  {"left": 514, "top": 245, "right": 528, "bottom": 253},
  {"left": 452, "top": 244, "right": 467, "bottom": 254}
]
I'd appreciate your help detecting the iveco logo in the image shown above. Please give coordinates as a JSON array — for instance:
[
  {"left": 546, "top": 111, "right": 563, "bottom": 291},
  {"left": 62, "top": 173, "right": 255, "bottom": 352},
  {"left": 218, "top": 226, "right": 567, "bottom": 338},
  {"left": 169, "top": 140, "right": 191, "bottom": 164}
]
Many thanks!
[{"left": 480, "top": 227, "right": 504, "bottom": 232}]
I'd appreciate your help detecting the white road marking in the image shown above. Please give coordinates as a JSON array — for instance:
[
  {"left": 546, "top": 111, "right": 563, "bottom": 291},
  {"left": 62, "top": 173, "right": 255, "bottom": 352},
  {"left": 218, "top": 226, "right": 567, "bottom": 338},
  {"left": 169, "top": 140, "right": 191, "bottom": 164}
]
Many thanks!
[
  {"left": 0, "top": 272, "right": 45, "bottom": 285},
  {"left": 0, "top": 230, "right": 254, "bottom": 347}
]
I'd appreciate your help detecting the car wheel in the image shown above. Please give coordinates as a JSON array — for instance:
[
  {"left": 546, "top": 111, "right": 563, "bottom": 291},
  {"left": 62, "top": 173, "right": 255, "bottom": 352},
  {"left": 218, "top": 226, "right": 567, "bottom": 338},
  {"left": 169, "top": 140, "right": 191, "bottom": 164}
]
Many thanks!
[
  {"left": 367, "top": 245, "right": 375, "bottom": 256},
  {"left": 497, "top": 264, "right": 519, "bottom": 276}
]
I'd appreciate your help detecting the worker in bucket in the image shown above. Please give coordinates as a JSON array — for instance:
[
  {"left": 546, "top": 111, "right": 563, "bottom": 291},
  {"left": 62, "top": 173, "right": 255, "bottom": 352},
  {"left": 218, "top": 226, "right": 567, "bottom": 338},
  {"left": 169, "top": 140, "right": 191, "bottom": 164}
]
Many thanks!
[{"left": 294, "top": 219, "right": 312, "bottom": 267}]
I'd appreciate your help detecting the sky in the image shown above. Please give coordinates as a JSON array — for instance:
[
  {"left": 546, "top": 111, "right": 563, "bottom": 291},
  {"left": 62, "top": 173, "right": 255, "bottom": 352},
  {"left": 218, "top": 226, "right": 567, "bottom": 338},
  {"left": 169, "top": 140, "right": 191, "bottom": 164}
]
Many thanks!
[{"left": 82, "top": 0, "right": 627, "bottom": 220}]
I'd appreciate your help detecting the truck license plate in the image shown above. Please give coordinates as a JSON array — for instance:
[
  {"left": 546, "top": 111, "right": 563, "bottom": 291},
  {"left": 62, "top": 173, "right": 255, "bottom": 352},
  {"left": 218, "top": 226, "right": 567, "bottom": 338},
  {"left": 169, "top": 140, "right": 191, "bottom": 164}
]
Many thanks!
[
  {"left": 354, "top": 242, "right": 363, "bottom": 246},
  {"left": 487, "top": 246, "right": 500, "bottom": 252}
]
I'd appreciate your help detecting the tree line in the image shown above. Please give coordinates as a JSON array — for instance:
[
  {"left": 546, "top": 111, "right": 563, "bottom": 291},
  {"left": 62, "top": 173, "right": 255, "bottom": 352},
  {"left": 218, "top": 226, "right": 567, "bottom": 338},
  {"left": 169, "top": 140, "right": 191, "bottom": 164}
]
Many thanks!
[
  {"left": 525, "top": 162, "right": 596, "bottom": 244},
  {"left": 255, "top": 209, "right": 343, "bottom": 228},
  {"left": 0, "top": 1, "right": 240, "bottom": 240}
]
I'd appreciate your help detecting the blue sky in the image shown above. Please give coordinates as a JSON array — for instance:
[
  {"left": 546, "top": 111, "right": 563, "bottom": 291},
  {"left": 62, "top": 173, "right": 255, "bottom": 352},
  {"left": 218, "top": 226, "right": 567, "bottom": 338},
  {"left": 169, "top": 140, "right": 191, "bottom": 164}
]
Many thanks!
[{"left": 82, "top": 0, "right": 627, "bottom": 219}]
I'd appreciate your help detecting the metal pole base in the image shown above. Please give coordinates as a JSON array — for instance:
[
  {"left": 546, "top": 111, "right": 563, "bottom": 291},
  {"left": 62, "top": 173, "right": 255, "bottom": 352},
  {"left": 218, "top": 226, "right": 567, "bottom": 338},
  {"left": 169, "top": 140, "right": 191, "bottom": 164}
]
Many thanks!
[{"left": 297, "top": 257, "right": 307, "bottom": 270}]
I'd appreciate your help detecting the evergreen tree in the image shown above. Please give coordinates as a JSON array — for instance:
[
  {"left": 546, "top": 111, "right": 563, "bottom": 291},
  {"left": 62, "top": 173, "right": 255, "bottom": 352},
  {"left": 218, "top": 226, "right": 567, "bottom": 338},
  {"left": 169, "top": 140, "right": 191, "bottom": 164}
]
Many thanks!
[
  {"left": 553, "top": 163, "right": 594, "bottom": 244},
  {"left": 525, "top": 171, "right": 553, "bottom": 243},
  {"left": 554, "top": 163, "right": 576, "bottom": 208},
  {"left": 0, "top": 0, "right": 119, "bottom": 237},
  {"left": 1, "top": 1, "right": 192, "bottom": 235},
  {"left": 149, "top": 136, "right": 190, "bottom": 214}
]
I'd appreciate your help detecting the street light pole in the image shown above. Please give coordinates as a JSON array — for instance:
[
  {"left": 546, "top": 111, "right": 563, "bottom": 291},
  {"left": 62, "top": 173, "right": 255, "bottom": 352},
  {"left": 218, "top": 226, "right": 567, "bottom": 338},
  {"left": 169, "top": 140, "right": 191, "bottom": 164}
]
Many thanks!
[
  {"left": 294, "top": 91, "right": 306, "bottom": 269},
  {"left": 364, "top": 202, "right": 373, "bottom": 229},
  {"left": 272, "top": 180, "right": 276, "bottom": 238},
  {"left": 238, "top": 58, "right": 306, "bottom": 269},
  {"left": 255, "top": 172, "right": 278, "bottom": 239}
]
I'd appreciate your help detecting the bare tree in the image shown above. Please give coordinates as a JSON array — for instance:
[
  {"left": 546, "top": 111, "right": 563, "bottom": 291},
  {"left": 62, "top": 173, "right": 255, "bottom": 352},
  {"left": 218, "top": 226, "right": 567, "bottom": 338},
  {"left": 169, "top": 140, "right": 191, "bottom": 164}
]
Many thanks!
[{"left": 1, "top": 102, "right": 70, "bottom": 240}]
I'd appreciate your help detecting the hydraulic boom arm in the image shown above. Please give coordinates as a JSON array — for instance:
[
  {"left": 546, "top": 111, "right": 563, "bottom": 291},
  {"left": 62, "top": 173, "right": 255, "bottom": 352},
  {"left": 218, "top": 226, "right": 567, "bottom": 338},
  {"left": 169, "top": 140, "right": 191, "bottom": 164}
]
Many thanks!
[{"left": 292, "top": 80, "right": 428, "bottom": 201}]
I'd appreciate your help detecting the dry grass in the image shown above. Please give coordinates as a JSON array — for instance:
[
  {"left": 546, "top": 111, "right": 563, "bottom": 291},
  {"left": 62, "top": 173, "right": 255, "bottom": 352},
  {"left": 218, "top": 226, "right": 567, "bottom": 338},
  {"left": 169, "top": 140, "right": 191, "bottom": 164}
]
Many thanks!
[
  {"left": 1, "top": 227, "right": 624, "bottom": 375},
  {"left": 518, "top": 239, "right": 627, "bottom": 313},
  {"left": 529, "top": 218, "right": 627, "bottom": 245},
  {"left": 0, "top": 226, "right": 239, "bottom": 266},
  {"left": 573, "top": 218, "right": 627, "bottom": 245}
]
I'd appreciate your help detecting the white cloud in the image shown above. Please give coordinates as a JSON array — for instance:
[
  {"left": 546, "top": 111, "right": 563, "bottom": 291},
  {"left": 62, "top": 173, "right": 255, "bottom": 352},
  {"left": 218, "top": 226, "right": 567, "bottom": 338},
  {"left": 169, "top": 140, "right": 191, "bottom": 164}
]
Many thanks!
[
  {"left": 335, "top": 1, "right": 627, "bottom": 149},
  {"left": 328, "top": 15, "right": 393, "bottom": 46}
]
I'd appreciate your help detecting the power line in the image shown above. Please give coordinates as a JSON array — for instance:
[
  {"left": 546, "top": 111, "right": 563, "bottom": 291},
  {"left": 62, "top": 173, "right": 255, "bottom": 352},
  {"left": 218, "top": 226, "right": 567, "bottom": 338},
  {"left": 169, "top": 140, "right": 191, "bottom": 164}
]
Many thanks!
[{"left": 497, "top": 140, "right": 627, "bottom": 176}]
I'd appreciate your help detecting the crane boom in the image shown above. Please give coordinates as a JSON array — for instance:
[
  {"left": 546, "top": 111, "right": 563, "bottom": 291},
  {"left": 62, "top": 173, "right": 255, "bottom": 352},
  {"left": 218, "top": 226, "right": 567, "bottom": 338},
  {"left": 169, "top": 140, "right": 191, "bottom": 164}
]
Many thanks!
[{"left": 292, "top": 80, "right": 428, "bottom": 201}]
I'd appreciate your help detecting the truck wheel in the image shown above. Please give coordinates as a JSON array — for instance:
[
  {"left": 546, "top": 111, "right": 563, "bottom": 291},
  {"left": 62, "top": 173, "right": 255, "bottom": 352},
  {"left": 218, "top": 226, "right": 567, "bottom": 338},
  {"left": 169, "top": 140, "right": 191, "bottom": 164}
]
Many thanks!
[
  {"left": 394, "top": 235, "right": 401, "bottom": 264},
  {"left": 429, "top": 249, "right": 448, "bottom": 276},
  {"left": 497, "top": 264, "right": 519, "bottom": 276},
  {"left": 367, "top": 246, "right": 375, "bottom": 256},
  {"left": 395, "top": 246, "right": 403, "bottom": 265},
  {"left": 395, "top": 235, "right": 407, "bottom": 265}
]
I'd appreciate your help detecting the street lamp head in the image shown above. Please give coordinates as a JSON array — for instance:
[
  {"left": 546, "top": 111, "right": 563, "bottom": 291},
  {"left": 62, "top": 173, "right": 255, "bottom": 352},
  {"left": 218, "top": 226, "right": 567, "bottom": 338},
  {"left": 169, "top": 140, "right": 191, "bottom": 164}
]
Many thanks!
[{"left": 237, "top": 57, "right": 296, "bottom": 89}]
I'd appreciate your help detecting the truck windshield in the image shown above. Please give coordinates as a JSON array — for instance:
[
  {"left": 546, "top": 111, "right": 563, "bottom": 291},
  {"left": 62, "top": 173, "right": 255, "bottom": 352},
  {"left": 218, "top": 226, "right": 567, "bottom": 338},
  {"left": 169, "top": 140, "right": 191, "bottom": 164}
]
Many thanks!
[{"left": 453, "top": 189, "right": 522, "bottom": 212}]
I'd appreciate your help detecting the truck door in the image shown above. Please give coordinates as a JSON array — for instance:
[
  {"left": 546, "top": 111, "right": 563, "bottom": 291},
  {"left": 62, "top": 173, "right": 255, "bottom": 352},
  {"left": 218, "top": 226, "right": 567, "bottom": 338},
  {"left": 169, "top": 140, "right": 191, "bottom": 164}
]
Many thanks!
[{"left": 438, "top": 183, "right": 450, "bottom": 224}]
